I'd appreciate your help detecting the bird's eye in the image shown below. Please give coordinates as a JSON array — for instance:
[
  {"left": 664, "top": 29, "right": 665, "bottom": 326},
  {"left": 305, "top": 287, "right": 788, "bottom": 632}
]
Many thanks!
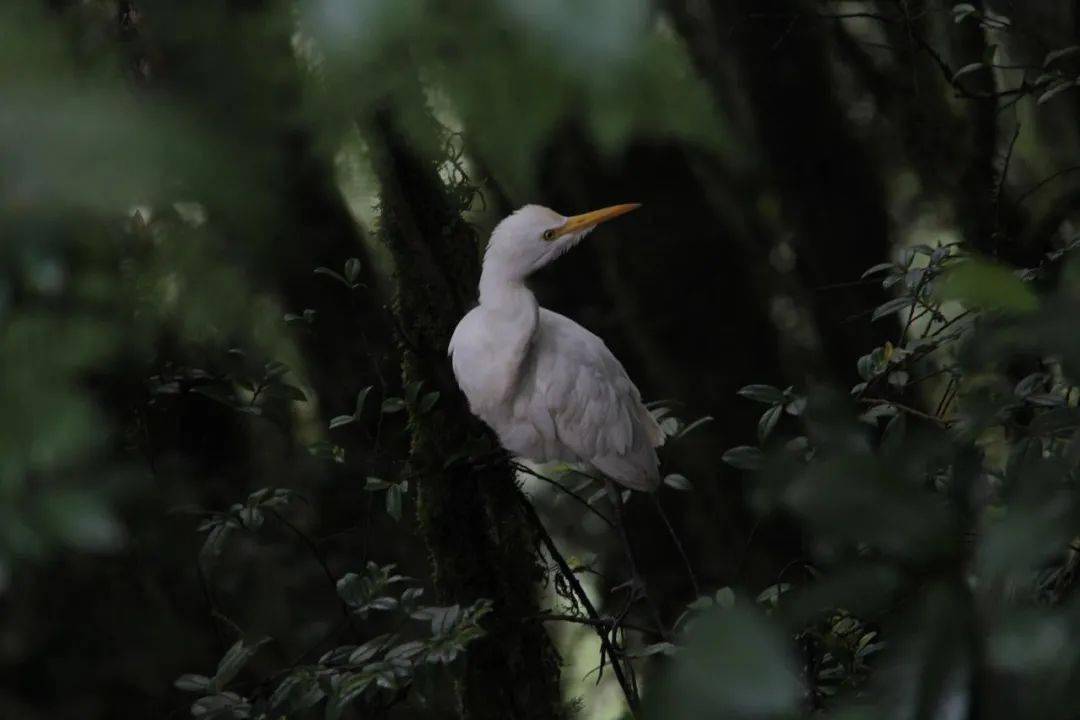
[{"left": 542, "top": 229, "right": 556, "bottom": 242}]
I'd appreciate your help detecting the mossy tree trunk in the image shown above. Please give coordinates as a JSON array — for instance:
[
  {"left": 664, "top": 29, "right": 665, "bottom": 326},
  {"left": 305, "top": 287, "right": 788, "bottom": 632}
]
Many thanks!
[{"left": 365, "top": 108, "right": 566, "bottom": 720}]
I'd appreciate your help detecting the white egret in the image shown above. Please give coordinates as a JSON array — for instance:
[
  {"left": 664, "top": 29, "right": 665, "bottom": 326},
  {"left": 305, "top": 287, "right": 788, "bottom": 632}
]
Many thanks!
[
  {"left": 450, "top": 203, "right": 700, "bottom": 641},
  {"left": 448, "top": 203, "right": 664, "bottom": 492}
]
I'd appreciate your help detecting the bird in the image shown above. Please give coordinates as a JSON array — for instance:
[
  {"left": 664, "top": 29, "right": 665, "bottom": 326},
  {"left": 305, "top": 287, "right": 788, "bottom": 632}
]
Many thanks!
[{"left": 448, "top": 203, "right": 664, "bottom": 492}]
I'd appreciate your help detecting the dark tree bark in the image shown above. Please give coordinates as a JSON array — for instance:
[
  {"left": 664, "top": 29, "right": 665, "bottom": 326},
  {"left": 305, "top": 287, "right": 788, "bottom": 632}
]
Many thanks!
[{"left": 365, "top": 105, "right": 566, "bottom": 719}]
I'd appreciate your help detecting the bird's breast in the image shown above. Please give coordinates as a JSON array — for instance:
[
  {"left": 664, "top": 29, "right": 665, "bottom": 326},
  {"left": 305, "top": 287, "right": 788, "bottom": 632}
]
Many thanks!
[{"left": 449, "top": 303, "right": 538, "bottom": 418}]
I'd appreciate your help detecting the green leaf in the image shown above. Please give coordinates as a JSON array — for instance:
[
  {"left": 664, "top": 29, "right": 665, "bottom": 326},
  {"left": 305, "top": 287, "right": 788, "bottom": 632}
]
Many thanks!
[
  {"left": 308, "top": 441, "right": 345, "bottom": 464},
  {"left": 939, "top": 258, "right": 1037, "bottom": 313},
  {"left": 1037, "top": 79, "right": 1079, "bottom": 105},
  {"left": 1044, "top": 45, "right": 1080, "bottom": 67},
  {"left": 757, "top": 404, "right": 783, "bottom": 443},
  {"left": 336, "top": 566, "right": 409, "bottom": 612},
  {"left": 676, "top": 415, "right": 713, "bottom": 439},
  {"left": 265, "top": 383, "right": 306, "bottom": 402},
  {"left": 861, "top": 262, "right": 895, "bottom": 279},
  {"left": 385, "top": 639, "right": 425, "bottom": 662},
  {"left": 418, "top": 391, "right": 440, "bottom": 414},
  {"left": 687, "top": 596, "right": 715, "bottom": 611},
  {"left": 365, "top": 477, "right": 391, "bottom": 491},
  {"left": 237, "top": 506, "right": 263, "bottom": 530},
  {"left": 314, "top": 266, "right": 348, "bottom": 285},
  {"left": 200, "top": 521, "right": 234, "bottom": 568},
  {"left": 663, "top": 473, "right": 692, "bottom": 491},
  {"left": 326, "top": 672, "right": 376, "bottom": 720},
  {"left": 882, "top": 413, "right": 906, "bottom": 454},
  {"left": 191, "top": 693, "right": 250, "bottom": 717},
  {"left": 647, "top": 605, "right": 802, "bottom": 719},
  {"left": 212, "top": 637, "right": 270, "bottom": 691},
  {"left": 331, "top": 387, "right": 372, "bottom": 429},
  {"left": 952, "top": 3, "right": 977, "bottom": 22},
  {"left": 785, "top": 396, "right": 807, "bottom": 416},
  {"left": 349, "top": 634, "right": 394, "bottom": 665},
  {"left": 1015, "top": 372, "right": 1049, "bottom": 398},
  {"left": 736, "top": 384, "right": 784, "bottom": 404},
  {"left": 755, "top": 582, "right": 792, "bottom": 606},
  {"left": 386, "top": 484, "right": 403, "bottom": 522},
  {"left": 269, "top": 672, "right": 324, "bottom": 713},
  {"left": 381, "top": 397, "right": 406, "bottom": 414},
  {"left": 284, "top": 310, "right": 316, "bottom": 326},
  {"left": 264, "top": 361, "right": 289, "bottom": 379},
  {"left": 871, "top": 296, "right": 914, "bottom": 322},
  {"left": 354, "top": 386, "right": 373, "bottom": 416},
  {"left": 344, "top": 257, "right": 363, "bottom": 284},
  {"left": 174, "top": 674, "right": 211, "bottom": 692},
  {"left": 857, "top": 353, "right": 876, "bottom": 381},
  {"left": 722, "top": 446, "right": 764, "bottom": 470},
  {"left": 951, "top": 62, "right": 986, "bottom": 83},
  {"left": 1026, "top": 393, "right": 1064, "bottom": 407},
  {"left": 320, "top": 645, "right": 359, "bottom": 666}
]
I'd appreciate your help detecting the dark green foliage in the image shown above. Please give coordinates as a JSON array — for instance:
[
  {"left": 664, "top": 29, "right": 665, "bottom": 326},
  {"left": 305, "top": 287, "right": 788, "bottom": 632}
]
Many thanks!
[{"left": 668, "top": 243, "right": 1080, "bottom": 719}]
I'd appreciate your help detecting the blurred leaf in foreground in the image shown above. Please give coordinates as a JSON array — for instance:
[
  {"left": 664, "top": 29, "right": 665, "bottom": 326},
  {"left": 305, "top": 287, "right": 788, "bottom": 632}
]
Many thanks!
[{"left": 648, "top": 603, "right": 803, "bottom": 719}]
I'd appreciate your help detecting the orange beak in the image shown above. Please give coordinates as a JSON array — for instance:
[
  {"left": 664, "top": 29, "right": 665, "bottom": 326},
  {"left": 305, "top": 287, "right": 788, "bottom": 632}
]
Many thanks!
[{"left": 555, "top": 202, "right": 641, "bottom": 238}]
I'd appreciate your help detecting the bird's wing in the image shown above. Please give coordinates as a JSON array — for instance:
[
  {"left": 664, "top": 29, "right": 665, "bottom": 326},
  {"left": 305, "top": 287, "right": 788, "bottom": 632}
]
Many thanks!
[{"left": 520, "top": 309, "right": 664, "bottom": 490}]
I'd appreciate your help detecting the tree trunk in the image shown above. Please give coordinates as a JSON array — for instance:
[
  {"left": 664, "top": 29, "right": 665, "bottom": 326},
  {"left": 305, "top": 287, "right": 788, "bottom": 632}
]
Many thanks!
[{"left": 366, "top": 107, "right": 566, "bottom": 720}]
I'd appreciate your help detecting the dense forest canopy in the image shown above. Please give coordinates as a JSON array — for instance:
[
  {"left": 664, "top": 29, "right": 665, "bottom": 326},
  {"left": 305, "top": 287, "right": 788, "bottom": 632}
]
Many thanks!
[{"left": 5, "top": 1, "right": 1080, "bottom": 719}]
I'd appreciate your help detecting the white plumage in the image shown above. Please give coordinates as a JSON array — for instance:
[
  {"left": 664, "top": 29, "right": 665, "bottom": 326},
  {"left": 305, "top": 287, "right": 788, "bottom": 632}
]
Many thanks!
[{"left": 449, "top": 203, "right": 664, "bottom": 491}]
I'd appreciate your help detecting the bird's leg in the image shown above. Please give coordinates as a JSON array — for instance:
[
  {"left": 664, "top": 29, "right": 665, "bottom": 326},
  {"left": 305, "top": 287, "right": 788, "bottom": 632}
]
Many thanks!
[{"left": 606, "top": 481, "right": 667, "bottom": 640}]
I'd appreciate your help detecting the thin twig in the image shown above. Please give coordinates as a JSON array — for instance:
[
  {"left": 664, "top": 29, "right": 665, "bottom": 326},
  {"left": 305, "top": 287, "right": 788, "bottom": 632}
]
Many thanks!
[
  {"left": 859, "top": 397, "right": 953, "bottom": 427},
  {"left": 534, "top": 613, "right": 656, "bottom": 636},
  {"left": 931, "top": 309, "right": 974, "bottom": 337},
  {"left": 1015, "top": 165, "right": 1080, "bottom": 207},
  {"left": 607, "top": 483, "right": 668, "bottom": 641},
  {"left": 196, "top": 561, "right": 226, "bottom": 651},
  {"left": 649, "top": 493, "right": 700, "bottom": 599},
  {"left": 813, "top": 277, "right": 884, "bottom": 291},
  {"left": 267, "top": 508, "right": 359, "bottom": 639},
  {"left": 515, "top": 491, "right": 640, "bottom": 714},
  {"left": 510, "top": 461, "right": 615, "bottom": 529},
  {"left": 901, "top": 273, "right": 931, "bottom": 344},
  {"left": 995, "top": 124, "right": 1022, "bottom": 232}
]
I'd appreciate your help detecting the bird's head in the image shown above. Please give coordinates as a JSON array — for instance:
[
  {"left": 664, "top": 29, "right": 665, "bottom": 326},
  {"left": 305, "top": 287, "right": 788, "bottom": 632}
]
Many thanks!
[{"left": 482, "top": 202, "right": 640, "bottom": 281}]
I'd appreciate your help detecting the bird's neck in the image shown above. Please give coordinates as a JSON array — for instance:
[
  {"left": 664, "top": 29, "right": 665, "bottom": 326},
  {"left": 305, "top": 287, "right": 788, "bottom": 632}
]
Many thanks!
[
  {"left": 478, "top": 264, "right": 535, "bottom": 311},
  {"left": 473, "top": 266, "right": 539, "bottom": 408}
]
